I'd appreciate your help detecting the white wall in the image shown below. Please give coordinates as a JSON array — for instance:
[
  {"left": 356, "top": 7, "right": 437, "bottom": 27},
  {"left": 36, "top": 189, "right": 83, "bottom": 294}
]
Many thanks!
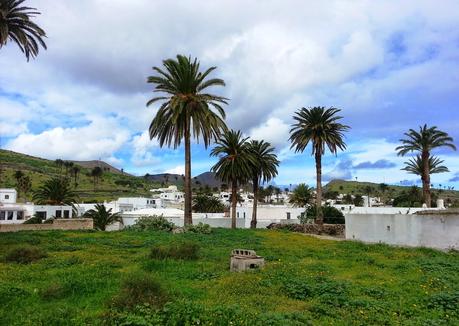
[
  {"left": 236, "top": 205, "right": 305, "bottom": 221},
  {"left": 345, "top": 213, "right": 459, "bottom": 250}
]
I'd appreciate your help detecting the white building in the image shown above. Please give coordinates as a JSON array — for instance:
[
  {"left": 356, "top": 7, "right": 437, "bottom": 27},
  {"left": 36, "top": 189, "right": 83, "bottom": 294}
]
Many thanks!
[{"left": 0, "top": 188, "right": 17, "bottom": 204}]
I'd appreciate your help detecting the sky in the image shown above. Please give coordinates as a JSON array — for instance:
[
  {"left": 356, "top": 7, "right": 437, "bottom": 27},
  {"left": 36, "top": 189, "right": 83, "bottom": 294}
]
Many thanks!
[{"left": 1, "top": 0, "right": 459, "bottom": 188}]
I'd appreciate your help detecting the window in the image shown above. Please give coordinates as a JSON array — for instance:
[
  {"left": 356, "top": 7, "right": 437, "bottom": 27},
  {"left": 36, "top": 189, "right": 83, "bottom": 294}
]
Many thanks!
[
  {"left": 237, "top": 212, "right": 239, "bottom": 218},
  {"left": 36, "top": 211, "right": 47, "bottom": 219},
  {"left": 17, "top": 211, "right": 24, "bottom": 220},
  {"left": 5, "top": 195, "right": 9, "bottom": 199},
  {"left": 286, "top": 212, "right": 291, "bottom": 219},
  {"left": 55, "top": 210, "right": 62, "bottom": 218},
  {"left": 7, "top": 211, "right": 14, "bottom": 220},
  {"left": 63, "top": 210, "right": 70, "bottom": 218},
  {"left": 0, "top": 211, "right": 5, "bottom": 220},
  {"left": 243, "top": 212, "right": 246, "bottom": 219}
]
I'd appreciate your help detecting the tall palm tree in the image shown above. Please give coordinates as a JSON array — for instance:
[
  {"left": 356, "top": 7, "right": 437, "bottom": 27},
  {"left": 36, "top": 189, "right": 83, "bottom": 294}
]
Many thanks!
[
  {"left": 147, "top": 55, "right": 228, "bottom": 225},
  {"left": 71, "top": 165, "right": 81, "bottom": 187},
  {"left": 0, "top": 0, "right": 47, "bottom": 60},
  {"left": 84, "top": 204, "right": 122, "bottom": 231},
  {"left": 246, "top": 140, "right": 279, "bottom": 228},
  {"left": 402, "top": 155, "right": 449, "bottom": 176},
  {"left": 289, "top": 107, "right": 350, "bottom": 225},
  {"left": 211, "top": 130, "right": 254, "bottom": 229},
  {"left": 396, "top": 124, "right": 456, "bottom": 207},
  {"left": 32, "top": 178, "right": 78, "bottom": 205},
  {"left": 90, "top": 166, "right": 103, "bottom": 191}
]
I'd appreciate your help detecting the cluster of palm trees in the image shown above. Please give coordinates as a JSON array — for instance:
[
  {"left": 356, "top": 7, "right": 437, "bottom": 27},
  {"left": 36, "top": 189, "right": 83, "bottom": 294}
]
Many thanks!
[
  {"left": 147, "top": 55, "right": 351, "bottom": 228},
  {"left": 148, "top": 55, "right": 457, "bottom": 228}
]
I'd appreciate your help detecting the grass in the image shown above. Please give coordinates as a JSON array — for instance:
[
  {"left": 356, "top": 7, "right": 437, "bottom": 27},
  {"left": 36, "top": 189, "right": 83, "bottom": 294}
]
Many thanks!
[{"left": 0, "top": 229, "right": 458, "bottom": 325}]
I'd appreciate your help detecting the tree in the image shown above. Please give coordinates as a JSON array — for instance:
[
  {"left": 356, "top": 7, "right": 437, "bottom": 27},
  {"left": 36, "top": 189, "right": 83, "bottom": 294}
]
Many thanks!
[
  {"left": 211, "top": 130, "right": 254, "bottom": 229},
  {"left": 396, "top": 124, "right": 456, "bottom": 207},
  {"left": 32, "top": 178, "right": 78, "bottom": 205},
  {"left": 289, "top": 183, "right": 313, "bottom": 207},
  {"left": 402, "top": 155, "right": 449, "bottom": 175},
  {"left": 289, "top": 107, "right": 350, "bottom": 225},
  {"left": 71, "top": 166, "right": 81, "bottom": 187},
  {"left": 63, "top": 161, "right": 74, "bottom": 175},
  {"left": 91, "top": 167, "right": 103, "bottom": 191},
  {"left": 147, "top": 55, "right": 228, "bottom": 225},
  {"left": 17, "top": 174, "right": 31, "bottom": 199},
  {"left": 84, "top": 204, "right": 122, "bottom": 231},
  {"left": 192, "top": 194, "right": 225, "bottom": 213},
  {"left": 353, "top": 194, "right": 364, "bottom": 206},
  {"left": 0, "top": 0, "right": 47, "bottom": 60},
  {"left": 14, "top": 170, "right": 24, "bottom": 183},
  {"left": 246, "top": 140, "right": 279, "bottom": 228},
  {"left": 54, "top": 159, "right": 64, "bottom": 174}
]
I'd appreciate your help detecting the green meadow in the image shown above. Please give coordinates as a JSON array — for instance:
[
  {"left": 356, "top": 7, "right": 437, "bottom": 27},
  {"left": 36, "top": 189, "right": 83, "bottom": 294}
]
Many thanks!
[{"left": 0, "top": 229, "right": 458, "bottom": 325}]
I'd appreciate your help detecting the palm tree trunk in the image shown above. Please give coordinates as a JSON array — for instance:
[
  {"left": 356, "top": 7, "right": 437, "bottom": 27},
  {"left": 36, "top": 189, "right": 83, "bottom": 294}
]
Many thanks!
[
  {"left": 251, "top": 179, "right": 258, "bottom": 229},
  {"left": 231, "top": 179, "right": 237, "bottom": 229},
  {"left": 315, "top": 152, "right": 324, "bottom": 226},
  {"left": 184, "top": 117, "right": 193, "bottom": 225},
  {"left": 422, "top": 151, "right": 431, "bottom": 207}
]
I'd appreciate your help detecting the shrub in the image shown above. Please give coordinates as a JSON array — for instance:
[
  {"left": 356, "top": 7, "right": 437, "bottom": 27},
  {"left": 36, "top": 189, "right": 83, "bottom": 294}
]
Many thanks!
[
  {"left": 128, "top": 216, "right": 174, "bottom": 232},
  {"left": 426, "top": 291, "right": 459, "bottom": 312},
  {"left": 43, "top": 218, "right": 54, "bottom": 224},
  {"left": 150, "top": 242, "right": 199, "bottom": 260},
  {"left": 5, "top": 247, "right": 47, "bottom": 264},
  {"left": 111, "top": 272, "right": 168, "bottom": 310},
  {"left": 306, "top": 206, "right": 345, "bottom": 224},
  {"left": 23, "top": 216, "right": 43, "bottom": 224},
  {"left": 184, "top": 222, "right": 212, "bottom": 234}
]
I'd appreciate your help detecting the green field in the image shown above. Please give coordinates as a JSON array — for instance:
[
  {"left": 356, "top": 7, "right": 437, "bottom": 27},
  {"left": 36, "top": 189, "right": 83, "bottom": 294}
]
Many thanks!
[
  {"left": 0, "top": 229, "right": 458, "bottom": 325},
  {"left": 0, "top": 149, "right": 160, "bottom": 202}
]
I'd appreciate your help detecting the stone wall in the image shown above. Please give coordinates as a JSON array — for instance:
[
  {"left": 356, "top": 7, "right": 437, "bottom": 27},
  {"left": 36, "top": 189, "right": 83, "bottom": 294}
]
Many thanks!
[
  {"left": 267, "top": 223, "right": 345, "bottom": 237},
  {"left": 0, "top": 218, "right": 93, "bottom": 232}
]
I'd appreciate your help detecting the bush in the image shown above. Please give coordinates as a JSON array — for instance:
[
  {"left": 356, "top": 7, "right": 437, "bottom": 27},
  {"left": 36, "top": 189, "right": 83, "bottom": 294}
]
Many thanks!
[
  {"left": 184, "top": 222, "right": 212, "bottom": 234},
  {"left": 150, "top": 242, "right": 199, "bottom": 260},
  {"left": 23, "top": 216, "right": 43, "bottom": 224},
  {"left": 127, "top": 216, "right": 174, "bottom": 232},
  {"left": 111, "top": 272, "right": 168, "bottom": 310},
  {"left": 43, "top": 218, "right": 54, "bottom": 224},
  {"left": 5, "top": 247, "right": 47, "bottom": 264},
  {"left": 307, "top": 206, "right": 345, "bottom": 224}
]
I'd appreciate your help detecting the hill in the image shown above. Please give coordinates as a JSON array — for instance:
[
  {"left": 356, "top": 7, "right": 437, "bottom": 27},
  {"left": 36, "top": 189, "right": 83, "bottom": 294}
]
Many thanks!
[
  {"left": 0, "top": 149, "right": 160, "bottom": 202},
  {"left": 324, "top": 179, "right": 459, "bottom": 204},
  {"left": 144, "top": 171, "right": 223, "bottom": 189},
  {"left": 70, "top": 160, "right": 126, "bottom": 175}
]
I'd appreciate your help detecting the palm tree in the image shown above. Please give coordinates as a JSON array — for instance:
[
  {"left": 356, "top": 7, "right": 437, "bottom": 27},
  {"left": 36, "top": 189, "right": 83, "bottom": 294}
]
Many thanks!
[
  {"left": 71, "top": 166, "right": 81, "bottom": 187},
  {"left": 32, "top": 178, "right": 78, "bottom": 205},
  {"left": 246, "top": 140, "right": 279, "bottom": 228},
  {"left": 0, "top": 0, "right": 47, "bottom": 60},
  {"left": 402, "top": 155, "right": 449, "bottom": 176},
  {"left": 192, "top": 194, "right": 225, "bottom": 213},
  {"left": 211, "top": 130, "right": 254, "bottom": 228},
  {"left": 91, "top": 166, "right": 103, "bottom": 191},
  {"left": 147, "top": 55, "right": 228, "bottom": 226},
  {"left": 289, "top": 183, "right": 313, "bottom": 207},
  {"left": 84, "top": 204, "right": 122, "bottom": 231},
  {"left": 289, "top": 106, "right": 350, "bottom": 225},
  {"left": 396, "top": 124, "right": 456, "bottom": 207},
  {"left": 54, "top": 159, "right": 64, "bottom": 174}
]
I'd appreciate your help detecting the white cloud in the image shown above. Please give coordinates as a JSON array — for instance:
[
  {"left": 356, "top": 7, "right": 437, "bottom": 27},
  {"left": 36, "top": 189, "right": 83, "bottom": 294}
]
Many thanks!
[
  {"left": 165, "top": 165, "right": 184, "bottom": 175},
  {"left": 248, "top": 117, "right": 290, "bottom": 150},
  {"left": 5, "top": 117, "right": 129, "bottom": 161}
]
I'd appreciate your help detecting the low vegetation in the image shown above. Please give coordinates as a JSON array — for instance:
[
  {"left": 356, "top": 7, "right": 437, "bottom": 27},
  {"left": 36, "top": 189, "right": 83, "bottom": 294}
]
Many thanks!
[
  {"left": 127, "top": 215, "right": 175, "bottom": 232},
  {"left": 0, "top": 229, "right": 458, "bottom": 325},
  {"left": 5, "top": 246, "right": 47, "bottom": 264},
  {"left": 150, "top": 241, "right": 200, "bottom": 260}
]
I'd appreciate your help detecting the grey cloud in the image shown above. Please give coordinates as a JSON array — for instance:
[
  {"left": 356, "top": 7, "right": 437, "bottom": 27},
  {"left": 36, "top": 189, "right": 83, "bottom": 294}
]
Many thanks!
[{"left": 353, "top": 159, "right": 396, "bottom": 169}]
